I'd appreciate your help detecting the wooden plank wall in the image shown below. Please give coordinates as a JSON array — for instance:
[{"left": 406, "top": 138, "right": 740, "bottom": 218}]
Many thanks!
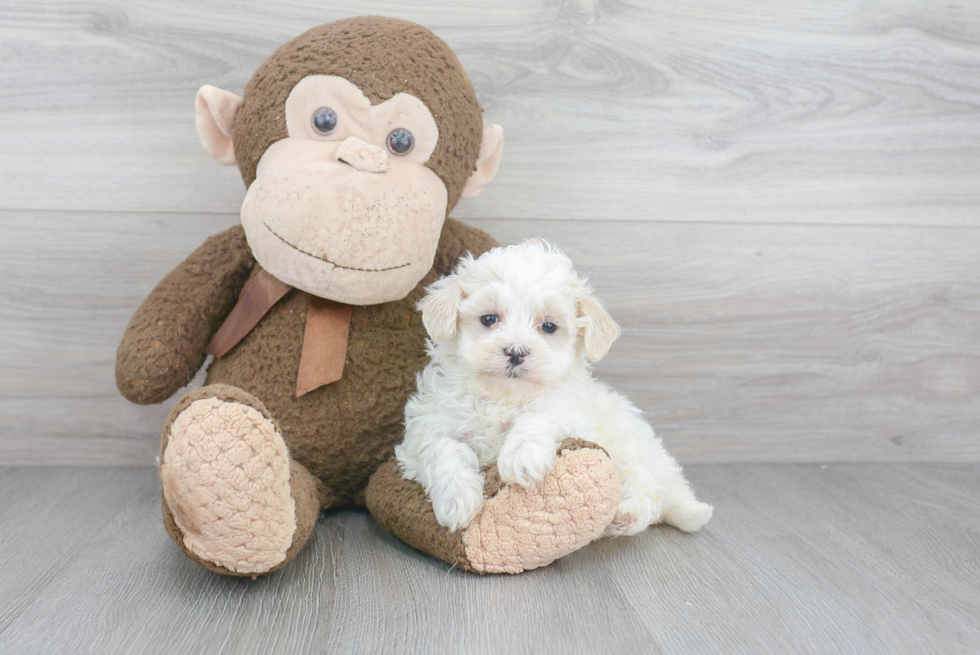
[{"left": 1, "top": 0, "right": 978, "bottom": 465}]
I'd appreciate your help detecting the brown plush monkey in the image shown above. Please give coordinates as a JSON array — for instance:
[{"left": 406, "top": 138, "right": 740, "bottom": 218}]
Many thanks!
[{"left": 117, "top": 16, "right": 622, "bottom": 577}]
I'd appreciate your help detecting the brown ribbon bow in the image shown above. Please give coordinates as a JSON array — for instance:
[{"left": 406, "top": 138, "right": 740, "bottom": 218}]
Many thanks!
[{"left": 205, "top": 268, "right": 351, "bottom": 397}]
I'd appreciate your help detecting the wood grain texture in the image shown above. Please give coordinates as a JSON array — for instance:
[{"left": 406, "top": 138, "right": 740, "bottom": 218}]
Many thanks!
[
  {"left": 0, "top": 0, "right": 978, "bottom": 224},
  {"left": 0, "top": 464, "right": 977, "bottom": 654},
  {"left": 0, "top": 467, "right": 151, "bottom": 631},
  {"left": 1, "top": 211, "right": 978, "bottom": 465},
  {"left": 1, "top": 2, "right": 978, "bottom": 465}
]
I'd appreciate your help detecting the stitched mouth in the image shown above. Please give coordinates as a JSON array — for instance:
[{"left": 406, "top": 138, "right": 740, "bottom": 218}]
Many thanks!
[{"left": 264, "top": 223, "right": 410, "bottom": 273}]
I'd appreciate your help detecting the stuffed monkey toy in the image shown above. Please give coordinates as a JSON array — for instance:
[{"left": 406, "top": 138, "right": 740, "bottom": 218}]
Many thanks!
[{"left": 117, "top": 16, "right": 622, "bottom": 577}]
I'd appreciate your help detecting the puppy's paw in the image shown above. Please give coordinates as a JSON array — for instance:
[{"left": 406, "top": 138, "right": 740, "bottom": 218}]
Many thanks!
[
  {"left": 497, "top": 438, "right": 556, "bottom": 489},
  {"left": 430, "top": 478, "right": 485, "bottom": 533},
  {"left": 603, "top": 493, "right": 662, "bottom": 537}
]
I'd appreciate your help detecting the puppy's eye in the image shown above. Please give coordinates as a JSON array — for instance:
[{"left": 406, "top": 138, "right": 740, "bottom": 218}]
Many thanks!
[
  {"left": 480, "top": 314, "right": 499, "bottom": 327},
  {"left": 541, "top": 321, "right": 557, "bottom": 334},
  {"left": 312, "top": 107, "right": 338, "bottom": 135}
]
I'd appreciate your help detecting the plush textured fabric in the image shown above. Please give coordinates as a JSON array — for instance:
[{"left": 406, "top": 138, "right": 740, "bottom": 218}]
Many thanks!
[
  {"left": 119, "top": 218, "right": 496, "bottom": 514},
  {"left": 120, "top": 16, "right": 614, "bottom": 577},
  {"left": 460, "top": 124, "right": 504, "bottom": 200},
  {"left": 366, "top": 458, "right": 472, "bottom": 570},
  {"left": 334, "top": 135, "right": 389, "bottom": 173},
  {"left": 462, "top": 439, "right": 622, "bottom": 574},
  {"left": 163, "top": 396, "right": 296, "bottom": 574},
  {"left": 283, "top": 76, "right": 439, "bottom": 168},
  {"left": 233, "top": 16, "right": 483, "bottom": 211},
  {"left": 239, "top": 132, "right": 451, "bottom": 305},
  {"left": 116, "top": 227, "right": 254, "bottom": 405},
  {"left": 366, "top": 439, "right": 621, "bottom": 574},
  {"left": 122, "top": 197, "right": 497, "bottom": 576},
  {"left": 195, "top": 85, "right": 242, "bottom": 165},
  {"left": 160, "top": 385, "right": 322, "bottom": 577}
]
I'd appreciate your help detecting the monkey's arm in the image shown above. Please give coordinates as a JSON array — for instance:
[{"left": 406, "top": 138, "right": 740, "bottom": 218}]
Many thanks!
[
  {"left": 116, "top": 225, "right": 255, "bottom": 405},
  {"left": 367, "top": 439, "right": 621, "bottom": 574}
]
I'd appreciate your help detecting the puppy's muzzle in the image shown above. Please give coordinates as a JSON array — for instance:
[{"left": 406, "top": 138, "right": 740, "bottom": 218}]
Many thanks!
[{"left": 504, "top": 346, "right": 528, "bottom": 367}]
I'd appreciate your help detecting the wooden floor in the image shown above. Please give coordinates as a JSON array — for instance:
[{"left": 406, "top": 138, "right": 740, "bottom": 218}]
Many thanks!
[{"left": 1, "top": 464, "right": 977, "bottom": 654}]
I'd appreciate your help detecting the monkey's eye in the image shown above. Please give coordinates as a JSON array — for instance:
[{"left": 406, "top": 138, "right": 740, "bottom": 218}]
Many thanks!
[
  {"left": 541, "top": 321, "right": 557, "bottom": 334},
  {"left": 386, "top": 128, "right": 414, "bottom": 156},
  {"left": 481, "top": 314, "right": 499, "bottom": 327},
  {"left": 312, "top": 107, "right": 338, "bottom": 135}
]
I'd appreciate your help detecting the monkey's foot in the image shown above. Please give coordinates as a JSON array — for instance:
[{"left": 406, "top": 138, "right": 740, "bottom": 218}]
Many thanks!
[
  {"left": 367, "top": 438, "right": 622, "bottom": 574},
  {"left": 160, "top": 385, "right": 320, "bottom": 577}
]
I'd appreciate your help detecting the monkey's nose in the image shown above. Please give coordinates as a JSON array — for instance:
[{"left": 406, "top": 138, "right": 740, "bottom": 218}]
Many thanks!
[
  {"left": 336, "top": 136, "right": 388, "bottom": 173},
  {"left": 504, "top": 347, "right": 528, "bottom": 367}
]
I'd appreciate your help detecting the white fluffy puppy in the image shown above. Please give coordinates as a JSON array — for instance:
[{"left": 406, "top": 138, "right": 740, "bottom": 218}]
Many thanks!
[{"left": 395, "top": 241, "right": 713, "bottom": 536}]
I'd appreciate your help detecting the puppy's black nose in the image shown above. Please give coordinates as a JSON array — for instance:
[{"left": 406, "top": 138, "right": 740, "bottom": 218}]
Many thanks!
[{"left": 504, "top": 347, "right": 527, "bottom": 367}]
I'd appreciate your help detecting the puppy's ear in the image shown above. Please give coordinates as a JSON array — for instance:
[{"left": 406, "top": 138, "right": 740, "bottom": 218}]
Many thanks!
[
  {"left": 418, "top": 274, "right": 464, "bottom": 343},
  {"left": 577, "top": 292, "right": 621, "bottom": 362}
]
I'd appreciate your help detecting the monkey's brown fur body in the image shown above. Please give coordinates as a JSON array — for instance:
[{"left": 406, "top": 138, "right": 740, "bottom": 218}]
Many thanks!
[
  {"left": 133, "top": 220, "right": 495, "bottom": 576},
  {"left": 117, "top": 16, "right": 622, "bottom": 576}
]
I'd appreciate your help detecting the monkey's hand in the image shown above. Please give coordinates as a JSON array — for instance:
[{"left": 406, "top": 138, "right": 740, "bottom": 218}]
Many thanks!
[{"left": 115, "top": 225, "right": 254, "bottom": 405}]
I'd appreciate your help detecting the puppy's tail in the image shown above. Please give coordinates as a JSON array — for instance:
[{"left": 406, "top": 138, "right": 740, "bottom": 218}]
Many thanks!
[{"left": 663, "top": 497, "right": 714, "bottom": 533}]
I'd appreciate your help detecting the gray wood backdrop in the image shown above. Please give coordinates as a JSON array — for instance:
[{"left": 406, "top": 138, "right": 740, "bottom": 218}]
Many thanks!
[{"left": 1, "top": 0, "right": 978, "bottom": 465}]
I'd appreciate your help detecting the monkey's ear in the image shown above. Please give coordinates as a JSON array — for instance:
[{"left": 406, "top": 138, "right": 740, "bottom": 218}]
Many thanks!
[
  {"left": 195, "top": 85, "right": 243, "bottom": 166},
  {"left": 461, "top": 125, "right": 504, "bottom": 200},
  {"left": 577, "top": 292, "right": 621, "bottom": 362},
  {"left": 418, "top": 274, "right": 464, "bottom": 343}
]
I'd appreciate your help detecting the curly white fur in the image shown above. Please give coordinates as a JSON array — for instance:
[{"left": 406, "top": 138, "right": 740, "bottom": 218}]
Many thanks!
[{"left": 395, "top": 241, "right": 713, "bottom": 535}]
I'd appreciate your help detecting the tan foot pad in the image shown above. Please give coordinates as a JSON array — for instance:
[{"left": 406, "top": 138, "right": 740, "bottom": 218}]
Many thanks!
[
  {"left": 161, "top": 397, "right": 296, "bottom": 574},
  {"left": 462, "top": 445, "right": 622, "bottom": 574}
]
